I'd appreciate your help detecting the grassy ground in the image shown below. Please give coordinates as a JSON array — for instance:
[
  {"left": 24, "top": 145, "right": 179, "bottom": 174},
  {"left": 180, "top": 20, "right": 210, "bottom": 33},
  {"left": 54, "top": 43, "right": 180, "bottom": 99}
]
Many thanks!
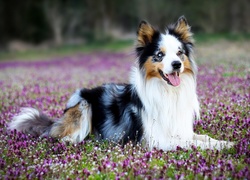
[
  {"left": 0, "top": 39, "right": 133, "bottom": 61},
  {"left": 1, "top": 33, "right": 249, "bottom": 62},
  {"left": 0, "top": 35, "right": 249, "bottom": 179}
]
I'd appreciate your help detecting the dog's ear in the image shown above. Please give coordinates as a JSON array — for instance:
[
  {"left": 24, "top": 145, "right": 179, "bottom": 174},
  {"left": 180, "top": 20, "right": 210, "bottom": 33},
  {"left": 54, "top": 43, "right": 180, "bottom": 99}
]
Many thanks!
[
  {"left": 137, "top": 21, "right": 157, "bottom": 46},
  {"left": 174, "top": 16, "right": 193, "bottom": 43}
]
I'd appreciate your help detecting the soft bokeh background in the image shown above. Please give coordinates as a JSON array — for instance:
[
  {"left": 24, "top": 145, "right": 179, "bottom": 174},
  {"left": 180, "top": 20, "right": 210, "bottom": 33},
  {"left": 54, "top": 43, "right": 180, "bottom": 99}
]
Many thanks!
[{"left": 0, "top": 0, "right": 249, "bottom": 58}]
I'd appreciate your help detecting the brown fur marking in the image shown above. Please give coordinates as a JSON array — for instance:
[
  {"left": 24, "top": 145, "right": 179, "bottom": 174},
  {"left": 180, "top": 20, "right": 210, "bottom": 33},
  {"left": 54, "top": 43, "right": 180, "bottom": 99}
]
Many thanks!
[
  {"left": 175, "top": 18, "right": 193, "bottom": 43},
  {"left": 183, "top": 56, "right": 193, "bottom": 74},
  {"left": 137, "top": 21, "right": 156, "bottom": 46},
  {"left": 160, "top": 47, "right": 166, "bottom": 54},
  {"left": 50, "top": 103, "right": 82, "bottom": 138},
  {"left": 144, "top": 57, "right": 163, "bottom": 80}
]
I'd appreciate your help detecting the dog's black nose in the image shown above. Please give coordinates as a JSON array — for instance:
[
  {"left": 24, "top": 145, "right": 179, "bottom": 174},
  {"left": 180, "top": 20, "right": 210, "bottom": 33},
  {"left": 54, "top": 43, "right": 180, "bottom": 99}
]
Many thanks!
[{"left": 172, "top": 61, "right": 182, "bottom": 70}]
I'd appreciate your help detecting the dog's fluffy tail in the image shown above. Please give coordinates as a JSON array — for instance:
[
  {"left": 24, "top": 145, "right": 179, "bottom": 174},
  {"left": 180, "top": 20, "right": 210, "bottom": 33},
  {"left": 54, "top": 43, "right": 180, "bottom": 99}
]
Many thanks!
[
  {"left": 8, "top": 99, "right": 92, "bottom": 143},
  {"left": 8, "top": 108, "right": 55, "bottom": 137}
]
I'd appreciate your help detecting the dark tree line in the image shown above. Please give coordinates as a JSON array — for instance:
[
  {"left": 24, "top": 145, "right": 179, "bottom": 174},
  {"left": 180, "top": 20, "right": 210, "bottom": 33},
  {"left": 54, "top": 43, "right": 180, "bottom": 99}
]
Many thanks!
[{"left": 0, "top": 0, "right": 249, "bottom": 48}]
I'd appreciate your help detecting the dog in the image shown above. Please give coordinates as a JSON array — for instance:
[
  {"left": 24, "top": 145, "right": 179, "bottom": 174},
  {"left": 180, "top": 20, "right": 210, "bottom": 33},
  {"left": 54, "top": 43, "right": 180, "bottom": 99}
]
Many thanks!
[{"left": 9, "top": 16, "right": 233, "bottom": 150}]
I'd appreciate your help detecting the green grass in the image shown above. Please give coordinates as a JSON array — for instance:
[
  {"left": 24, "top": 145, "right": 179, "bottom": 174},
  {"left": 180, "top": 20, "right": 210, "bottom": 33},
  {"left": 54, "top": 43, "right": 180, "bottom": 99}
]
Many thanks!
[
  {"left": 1, "top": 33, "right": 250, "bottom": 62},
  {"left": 195, "top": 33, "right": 250, "bottom": 44},
  {"left": 0, "top": 39, "right": 133, "bottom": 61}
]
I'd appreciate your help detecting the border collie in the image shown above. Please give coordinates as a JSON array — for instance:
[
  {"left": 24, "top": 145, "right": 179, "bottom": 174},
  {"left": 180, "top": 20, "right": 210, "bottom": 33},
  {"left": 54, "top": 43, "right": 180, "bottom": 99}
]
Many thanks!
[{"left": 9, "top": 16, "right": 233, "bottom": 150}]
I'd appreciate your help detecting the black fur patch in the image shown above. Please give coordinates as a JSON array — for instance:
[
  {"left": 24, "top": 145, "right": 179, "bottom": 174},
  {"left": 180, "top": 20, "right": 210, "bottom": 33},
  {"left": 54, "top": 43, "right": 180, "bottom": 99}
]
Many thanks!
[
  {"left": 80, "top": 86, "right": 106, "bottom": 131},
  {"left": 136, "top": 31, "right": 161, "bottom": 69},
  {"left": 79, "top": 84, "right": 143, "bottom": 144}
]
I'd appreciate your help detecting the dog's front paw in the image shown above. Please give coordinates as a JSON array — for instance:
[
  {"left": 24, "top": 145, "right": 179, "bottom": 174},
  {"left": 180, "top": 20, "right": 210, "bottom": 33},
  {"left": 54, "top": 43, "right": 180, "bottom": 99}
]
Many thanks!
[
  {"left": 61, "top": 136, "right": 75, "bottom": 143},
  {"left": 224, "top": 141, "right": 235, "bottom": 148}
]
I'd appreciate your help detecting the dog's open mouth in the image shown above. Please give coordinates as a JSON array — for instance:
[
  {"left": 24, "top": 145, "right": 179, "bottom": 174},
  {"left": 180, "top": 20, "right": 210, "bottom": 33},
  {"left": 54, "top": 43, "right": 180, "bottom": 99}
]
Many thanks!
[{"left": 159, "top": 70, "right": 180, "bottom": 86}]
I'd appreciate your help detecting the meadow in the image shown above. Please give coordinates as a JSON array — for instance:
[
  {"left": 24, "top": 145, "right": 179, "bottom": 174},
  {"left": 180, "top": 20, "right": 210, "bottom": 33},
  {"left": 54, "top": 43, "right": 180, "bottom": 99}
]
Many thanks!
[{"left": 0, "top": 39, "right": 249, "bottom": 179}]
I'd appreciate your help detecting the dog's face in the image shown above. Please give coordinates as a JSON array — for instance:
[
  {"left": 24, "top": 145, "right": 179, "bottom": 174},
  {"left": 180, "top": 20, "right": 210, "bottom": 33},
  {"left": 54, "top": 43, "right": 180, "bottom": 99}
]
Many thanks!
[{"left": 136, "top": 16, "right": 195, "bottom": 86}]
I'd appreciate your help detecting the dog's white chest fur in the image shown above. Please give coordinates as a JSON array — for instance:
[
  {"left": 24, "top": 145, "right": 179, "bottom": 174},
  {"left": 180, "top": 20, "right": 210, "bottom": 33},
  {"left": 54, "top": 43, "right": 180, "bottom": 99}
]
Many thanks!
[{"left": 131, "top": 67, "right": 199, "bottom": 150}]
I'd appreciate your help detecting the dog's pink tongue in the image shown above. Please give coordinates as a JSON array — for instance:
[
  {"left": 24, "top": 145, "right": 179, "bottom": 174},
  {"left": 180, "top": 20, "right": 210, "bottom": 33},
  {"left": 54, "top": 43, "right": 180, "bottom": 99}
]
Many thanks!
[{"left": 168, "top": 73, "right": 180, "bottom": 86}]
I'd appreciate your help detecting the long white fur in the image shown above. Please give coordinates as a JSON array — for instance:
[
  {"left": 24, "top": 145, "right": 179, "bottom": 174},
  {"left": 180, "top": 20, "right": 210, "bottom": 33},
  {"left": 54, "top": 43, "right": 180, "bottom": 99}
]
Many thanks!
[
  {"left": 131, "top": 33, "right": 233, "bottom": 150},
  {"left": 131, "top": 66, "right": 199, "bottom": 150}
]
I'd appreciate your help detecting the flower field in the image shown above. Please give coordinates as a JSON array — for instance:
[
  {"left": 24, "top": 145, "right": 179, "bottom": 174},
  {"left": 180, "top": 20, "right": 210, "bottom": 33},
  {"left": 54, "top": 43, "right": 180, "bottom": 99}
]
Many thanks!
[{"left": 0, "top": 41, "right": 249, "bottom": 179}]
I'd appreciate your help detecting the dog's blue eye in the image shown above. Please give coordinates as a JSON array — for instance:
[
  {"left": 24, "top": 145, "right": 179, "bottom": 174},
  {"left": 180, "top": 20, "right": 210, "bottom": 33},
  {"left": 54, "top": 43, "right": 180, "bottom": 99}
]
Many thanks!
[
  {"left": 153, "top": 51, "right": 164, "bottom": 62},
  {"left": 157, "top": 52, "right": 164, "bottom": 57}
]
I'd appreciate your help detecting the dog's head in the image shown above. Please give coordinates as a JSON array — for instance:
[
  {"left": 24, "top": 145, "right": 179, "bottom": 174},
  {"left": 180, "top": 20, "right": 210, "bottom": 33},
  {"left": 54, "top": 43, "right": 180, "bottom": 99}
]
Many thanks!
[{"left": 136, "top": 16, "right": 196, "bottom": 87}]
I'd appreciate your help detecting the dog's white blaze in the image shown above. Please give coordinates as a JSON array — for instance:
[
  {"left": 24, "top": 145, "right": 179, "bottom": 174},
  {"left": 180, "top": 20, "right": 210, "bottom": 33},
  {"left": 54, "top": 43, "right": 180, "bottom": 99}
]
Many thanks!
[
  {"left": 160, "top": 34, "right": 184, "bottom": 74},
  {"left": 130, "top": 65, "right": 199, "bottom": 150}
]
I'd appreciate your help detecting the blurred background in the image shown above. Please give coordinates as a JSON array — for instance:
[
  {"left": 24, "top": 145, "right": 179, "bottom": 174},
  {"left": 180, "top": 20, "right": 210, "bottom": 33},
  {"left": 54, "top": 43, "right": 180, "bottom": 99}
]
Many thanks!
[{"left": 0, "top": 0, "right": 249, "bottom": 58}]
